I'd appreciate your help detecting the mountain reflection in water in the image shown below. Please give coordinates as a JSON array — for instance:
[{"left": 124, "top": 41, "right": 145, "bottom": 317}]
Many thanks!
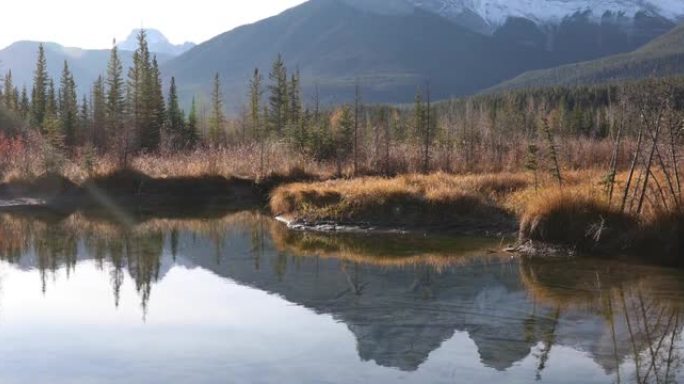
[{"left": 0, "top": 210, "right": 682, "bottom": 384}]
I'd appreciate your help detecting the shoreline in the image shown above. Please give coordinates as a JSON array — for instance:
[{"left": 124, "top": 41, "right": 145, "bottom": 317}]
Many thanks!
[{"left": 4, "top": 170, "right": 684, "bottom": 267}]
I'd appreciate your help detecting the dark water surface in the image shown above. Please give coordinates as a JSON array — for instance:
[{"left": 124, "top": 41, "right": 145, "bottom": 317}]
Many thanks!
[{"left": 0, "top": 210, "right": 683, "bottom": 383}]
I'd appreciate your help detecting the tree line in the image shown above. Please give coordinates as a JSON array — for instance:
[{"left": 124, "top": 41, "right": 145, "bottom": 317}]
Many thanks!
[{"left": 1, "top": 29, "right": 684, "bottom": 177}]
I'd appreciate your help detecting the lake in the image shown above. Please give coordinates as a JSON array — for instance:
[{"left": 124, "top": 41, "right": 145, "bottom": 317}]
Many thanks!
[{"left": 0, "top": 209, "right": 682, "bottom": 383}]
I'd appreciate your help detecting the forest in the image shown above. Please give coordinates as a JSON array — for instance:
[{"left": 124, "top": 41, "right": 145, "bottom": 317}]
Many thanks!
[{"left": 2, "top": 29, "right": 684, "bottom": 262}]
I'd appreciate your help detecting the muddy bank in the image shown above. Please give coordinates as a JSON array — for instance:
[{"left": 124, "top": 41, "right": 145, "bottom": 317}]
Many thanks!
[
  {"left": 518, "top": 198, "right": 684, "bottom": 267},
  {"left": 0, "top": 169, "right": 316, "bottom": 215}
]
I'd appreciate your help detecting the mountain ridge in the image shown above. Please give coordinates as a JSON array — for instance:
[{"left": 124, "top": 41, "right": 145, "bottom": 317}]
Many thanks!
[
  {"left": 117, "top": 28, "right": 195, "bottom": 56},
  {"left": 162, "top": 0, "right": 678, "bottom": 108},
  {"left": 488, "top": 21, "right": 684, "bottom": 91},
  {"left": 405, "top": 0, "right": 684, "bottom": 32}
]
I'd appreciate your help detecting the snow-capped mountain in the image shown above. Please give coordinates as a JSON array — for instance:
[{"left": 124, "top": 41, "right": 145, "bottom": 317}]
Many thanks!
[
  {"left": 408, "top": 0, "right": 684, "bottom": 30},
  {"left": 118, "top": 29, "right": 195, "bottom": 56}
]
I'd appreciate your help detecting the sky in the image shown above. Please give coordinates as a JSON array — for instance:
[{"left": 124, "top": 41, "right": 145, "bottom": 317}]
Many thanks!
[{"left": 0, "top": 0, "right": 308, "bottom": 50}]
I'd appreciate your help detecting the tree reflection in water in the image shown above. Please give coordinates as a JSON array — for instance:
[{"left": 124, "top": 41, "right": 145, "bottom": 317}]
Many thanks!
[{"left": 0, "top": 209, "right": 683, "bottom": 381}]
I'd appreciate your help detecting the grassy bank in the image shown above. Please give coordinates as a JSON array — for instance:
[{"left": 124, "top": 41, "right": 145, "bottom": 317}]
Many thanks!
[
  {"left": 270, "top": 171, "right": 684, "bottom": 265},
  {"left": 270, "top": 173, "right": 531, "bottom": 233}
]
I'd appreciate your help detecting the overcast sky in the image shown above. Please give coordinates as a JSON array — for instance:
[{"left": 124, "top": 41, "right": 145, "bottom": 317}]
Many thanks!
[{"left": 1, "top": 0, "right": 308, "bottom": 49}]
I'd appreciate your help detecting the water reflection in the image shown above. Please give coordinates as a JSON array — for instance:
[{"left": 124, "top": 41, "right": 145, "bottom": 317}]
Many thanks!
[{"left": 0, "top": 210, "right": 683, "bottom": 383}]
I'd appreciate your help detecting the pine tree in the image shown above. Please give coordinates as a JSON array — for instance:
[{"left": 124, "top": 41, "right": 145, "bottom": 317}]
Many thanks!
[
  {"left": 208, "top": 73, "right": 224, "bottom": 145},
  {"left": 3, "top": 71, "right": 16, "bottom": 111},
  {"left": 331, "top": 105, "right": 354, "bottom": 175},
  {"left": 43, "top": 78, "right": 65, "bottom": 170},
  {"left": 19, "top": 87, "right": 30, "bottom": 120},
  {"left": 288, "top": 69, "right": 301, "bottom": 126},
  {"left": 124, "top": 30, "right": 164, "bottom": 152},
  {"left": 249, "top": 68, "right": 263, "bottom": 139},
  {"left": 79, "top": 94, "right": 91, "bottom": 144},
  {"left": 92, "top": 75, "right": 106, "bottom": 149},
  {"left": 128, "top": 29, "right": 160, "bottom": 151},
  {"left": 30, "top": 44, "right": 49, "bottom": 129},
  {"left": 106, "top": 44, "right": 125, "bottom": 131},
  {"left": 186, "top": 97, "right": 198, "bottom": 146},
  {"left": 59, "top": 60, "right": 78, "bottom": 148},
  {"left": 106, "top": 42, "right": 127, "bottom": 164},
  {"left": 46, "top": 79, "right": 57, "bottom": 119},
  {"left": 166, "top": 76, "right": 185, "bottom": 148},
  {"left": 147, "top": 56, "right": 165, "bottom": 150},
  {"left": 268, "top": 54, "right": 288, "bottom": 135}
]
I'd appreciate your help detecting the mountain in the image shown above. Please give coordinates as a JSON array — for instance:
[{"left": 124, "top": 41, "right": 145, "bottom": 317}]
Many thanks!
[
  {"left": 489, "top": 21, "right": 684, "bottom": 91},
  {"left": 162, "top": 0, "right": 547, "bottom": 106},
  {"left": 162, "top": 0, "right": 680, "bottom": 108},
  {"left": 0, "top": 41, "right": 173, "bottom": 94},
  {"left": 407, "top": 0, "right": 684, "bottom": 33},
  {"left": 117, "top": 28, "right": 195, "bottom": 56}
]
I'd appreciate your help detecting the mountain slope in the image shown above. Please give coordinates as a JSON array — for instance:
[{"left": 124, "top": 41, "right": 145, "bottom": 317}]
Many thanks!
[
  {"left": 0, "top": 41, "right": 173, "bottom": 94},
  {"left": 163, "top": 0, "right": 679, "bottom": 108},
  {"left": 490, "top": 22, "right": 684, "bottom": 91},
  {"left": 162, "top": 0, "right": 555, "bottom": 107}
]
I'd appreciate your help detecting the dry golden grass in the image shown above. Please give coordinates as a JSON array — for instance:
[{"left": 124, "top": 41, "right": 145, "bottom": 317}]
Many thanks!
[
  {"left": 270, "top": 172, "right": 530, "bottom": 225},
  {"left": 0, "top": 142, "right": 330, "bottom": 184}
]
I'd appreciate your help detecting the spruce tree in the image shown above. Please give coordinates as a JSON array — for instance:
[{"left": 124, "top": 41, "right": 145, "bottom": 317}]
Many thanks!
[
  {"left": 209, "top": 73, "right": 224, "bottom": 145},
  {"left": 149, "top": 56, "right": 165, "bottom": 149},
  {"left": 127, "top": 30, "right": 162, "bottom": 151},
  {"left": 106, "top": 42, "right": 127, "bottom": 164},
  {"left": 3, "top": 71, "right": 16, "bottom": 111},
  {"left": 30, "top": 43, "right": 49, "bottom": 129},
  {"left": 79, "top": 94, "right": 91, "bottom": 144},
  {"left": 249, "top": 68, "right": 263, "bottom": 140},
  {"left": 333, "top": 106, "right": 354, "bottom": 175},
  {"left": 92, "top": 75, "right": 106, "bottom": 149},
  {"left": 46, "top": 79, "right": 57, "bottom": 119},
  {"left": 166, "top": 76, "right": 184, "bottom": 148},
  {"left": 59, "top": 60, "right": 78, "bottom": 148},
  {"left": 288, "top": 69, "right": 301, "bottom": 126},
  {"left": 268, "top": 54, "right": 288, "bottom": 135},
  {"left": 186, "top": 97, "right": 199, "bottom": 147},
  {"left": 19, "top": 87, "right": 30, "bottom": 120}
]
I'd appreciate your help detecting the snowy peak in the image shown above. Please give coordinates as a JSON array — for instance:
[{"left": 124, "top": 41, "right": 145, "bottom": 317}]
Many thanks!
[
  {"left": 407, "top": 0, "right": 684, "bottom": 28},
  {"left": 118, "top": 29, "right": 195, "bottom": 57}
]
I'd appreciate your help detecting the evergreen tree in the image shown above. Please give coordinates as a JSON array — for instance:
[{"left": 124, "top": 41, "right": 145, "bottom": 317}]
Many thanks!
[
  {"left": 79, "top": 94, "right": 91, "bottom": 144},
  {"left": 249, "top": 68, "right": 263, "bottom": 140},
  {"left": 3, "top": 71, "right": 16, "bottom": 111},
  {"left": 148, "top": 56, "right": 165, "bottom": 149},
  {"left": 59, "top": 60, "right": 78, "bottom": 148},
  {"left": 186, "top": 97, "right": 198, "bottom": 146},
  {"left": 288, "top": 69, "right": 301, "bottom": 126},
  {"left": 46, "top": 79, "right": 57, "bottom": 119},
  {"left": 106, "top": 42, "right": 127, "bottom": 163},
  {"left": 92, "top": 75, "right": 106, "bottom": 149},
  {"left": 166, "top": 76, "right": 185, "bottom": 148},
  {"left": 208, "top": 73, "right": 224, "bottom": 145},
  {"left": 268, "top": 54, "right": 288, "bottom": 135},
  {"left": 30, "top": 44, "right": 49, "bottom": 129},
  {"left": 127, "top": 30, "right": 153, "bottom": 150},
  {"left": 126, "top": 30, "right": 163, "bottom": 151},
  {"left": 331, "top": 105, "right": 354, "bottom": 174},
  {"left": 19, "top": 87, "right": 30, "bottom": 120}
]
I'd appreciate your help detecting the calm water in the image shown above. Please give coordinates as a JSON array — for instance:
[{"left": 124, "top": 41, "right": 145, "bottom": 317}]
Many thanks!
[{"left": 0, "top": 210, "right": 683, "bottom": 384}]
